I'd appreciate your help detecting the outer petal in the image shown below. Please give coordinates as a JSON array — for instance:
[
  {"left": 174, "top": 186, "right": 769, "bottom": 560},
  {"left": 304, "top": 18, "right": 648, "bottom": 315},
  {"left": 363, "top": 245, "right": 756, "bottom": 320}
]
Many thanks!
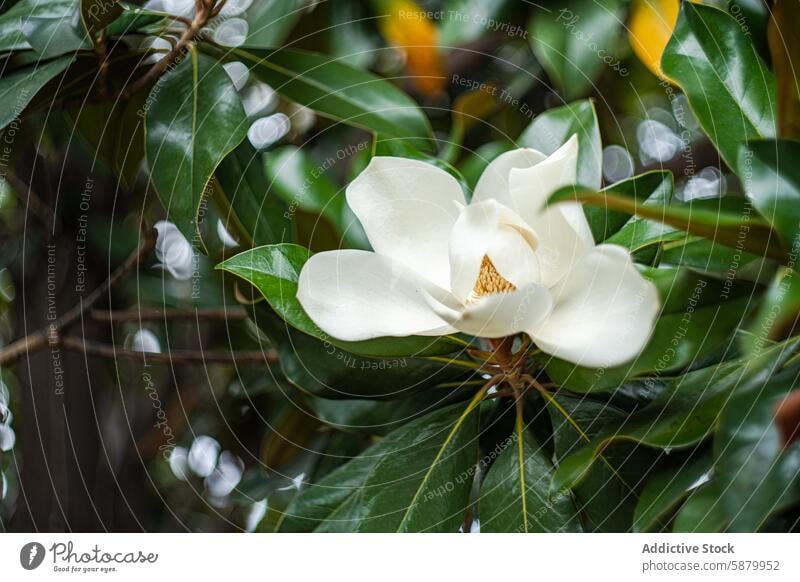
[
  {"left": 297, "top": 250, "right": 457, "bottom": 341},
  {"left": 346, "top": 156, "right": 465, "bottom": 288},
  {"left": 509, "top": 135, "right": 592, "bottom": 286},
  {"left": 428, "top": 283, "right": 553, "bottom": 338},
  {"left": 472, "top": 148, "right": 547, "bottom": 207},
  {"left": 448, "top": 200, "right": 538, "bottom": 302},
  {"left": 528, "top": 245, "right": 660, "bottom": 368}
]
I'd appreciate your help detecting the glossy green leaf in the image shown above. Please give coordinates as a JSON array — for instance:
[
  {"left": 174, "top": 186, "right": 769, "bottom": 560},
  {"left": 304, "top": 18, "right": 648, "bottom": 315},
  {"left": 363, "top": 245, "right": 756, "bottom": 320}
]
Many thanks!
[
  {"left": 633, "top": 452, "right": 712, "bottom": 532},
  {"left": 546, "top": 394, "right": 654, "bottom": 532},
  {"left": 716, "top": 363, "right": 800, "bottom": 531},
  {"left": 519, "top": 99, "right": 601, "bottom": 189},
  {"left": 672, "top": 481, "right": 727, "bottom": 532},
  {"left": 0, "top": 0, "right": 75, "bottom": 52},
  {"left": 22, "top": 2, "right": 90, "bottom": 58},
  {"left": 215, "top": 142, "right": 291, "bottom": 246},
  {"left": 661, "top": 2, "right": 776, "bottom": 168},
  {"left": 552, "top": 339, "right": 800, "bottom": 492},
  {"left": 80, "top": 0, "right": 122, "bottom": 38},
  {"left": 743, "top": 267, "right": 800, "bottom": 355},
  {"left": 480, "top": 428, "right": 582, "bottom": 532},
  {"left": 738, "top": 139, "right": 800, "bottom": 250},
  {"left": 597, "top": 170, "right": 675, "bottom": 244},
  {"left": 217, "top": 46, "right": 434, "bottom": 147},
  {"left": 550, "top": 185, "right": 786, "bottom": 261},
  {"left": 280, "top": 400, "right": 480, "bottom": 532},
  {"left": 145, "top": 47, "right": 249, "bottom": 245},
  {"left": 217, "top": 243, "right": 464, "bottom": 358},
  {"left": 0, "top": 56, "right": 75, "bottom": 132},
  {"left": 243, "top": 0, "right": 302, "bottom": 47},
  {"left": 440, "top": 0, "right": 513, "bottom": 46},
  {"left": 529, "top": 0, "right": 625, "bottom": 101}
]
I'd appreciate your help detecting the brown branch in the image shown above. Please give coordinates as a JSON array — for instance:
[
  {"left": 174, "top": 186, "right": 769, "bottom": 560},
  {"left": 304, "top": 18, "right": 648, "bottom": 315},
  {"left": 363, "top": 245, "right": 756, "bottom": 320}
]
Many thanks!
[
  {"left": 0, "top": 229, "right": 157, "bottom": 366},
  {"left": 3, "top": 171, "right": 58, "bottom": 233},
  {"left": 120, "top": 0, "right": 216, "bottom": 100},
  {"left": 90, "top": 307, "right": 248, "bottom": 323},
  {"left": 61, "top": 336, "right": 277, "bottom": 364}
]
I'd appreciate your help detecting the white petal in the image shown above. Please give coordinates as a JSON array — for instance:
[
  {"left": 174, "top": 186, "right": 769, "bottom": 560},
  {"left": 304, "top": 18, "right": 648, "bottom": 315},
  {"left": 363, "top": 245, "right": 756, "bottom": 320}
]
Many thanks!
[
  {"left": 428, "top": 283, "right": 553, "bottom": 338},
  {"left": 508, "top": 136, "right": 592, "bottom": 286},
  {"left": 528, "top": 245, "right": 660, "bottom": 367},
  {"left": 346, "top": 156, "right": 465, "bottom": 289},
  {"left": 472, "top": 148, "right": 547, "bottom": 207},
  {"left": 448, "top": 200, "right": 538, "bottom": 302},
  {"left": 297, "top": 250, "right": 457, "bottom": 341}
]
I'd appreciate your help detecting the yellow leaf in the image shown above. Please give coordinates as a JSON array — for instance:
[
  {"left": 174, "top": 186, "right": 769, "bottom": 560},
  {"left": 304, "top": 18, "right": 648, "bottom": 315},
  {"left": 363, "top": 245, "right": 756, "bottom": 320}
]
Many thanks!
[{"left": 628, "top": 0, "right": 680, "bottom": 79}]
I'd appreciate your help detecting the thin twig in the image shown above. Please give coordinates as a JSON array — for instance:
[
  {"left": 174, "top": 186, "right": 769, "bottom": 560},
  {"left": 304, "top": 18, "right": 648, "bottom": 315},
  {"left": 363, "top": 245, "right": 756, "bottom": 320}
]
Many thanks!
[
  {"left": 61, "top": 336, "right": 277, "bottom": 364},
  {"left": 0, "top": 230, "right": 157, "bottom": 366},
  {"left": 90, "top": 307, "right": 249, "bottom": 322}
]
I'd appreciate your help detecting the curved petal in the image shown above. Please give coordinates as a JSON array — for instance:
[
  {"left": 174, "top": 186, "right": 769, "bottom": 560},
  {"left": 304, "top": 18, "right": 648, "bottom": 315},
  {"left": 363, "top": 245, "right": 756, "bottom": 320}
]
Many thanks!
[
  {"left": 428, "top": 283, "right": 553, "bottom": 338},
  {"left": 508, "top": 135, "right": 592, "bottom": 286},
  {"left": 448, "top": 200, "right": 538, "bottom": 302},
  {"left": 528, "top": 245, "right": 660, "bottom": 368},
  {"left": 346, "top": 156, "right": 465, "bottom": 288},
  {"left": 297, "top": 250, "right": 457, "bottom": 341},
  {"left": 472, "top": 148, "right": 547, "bottom": 207}
]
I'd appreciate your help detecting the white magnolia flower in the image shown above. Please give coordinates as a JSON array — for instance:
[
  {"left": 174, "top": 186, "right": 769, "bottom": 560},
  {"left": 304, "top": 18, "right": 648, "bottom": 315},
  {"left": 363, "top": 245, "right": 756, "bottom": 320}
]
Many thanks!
[{"left": 296, "top": 136, "right": 660, "bottom": 367}]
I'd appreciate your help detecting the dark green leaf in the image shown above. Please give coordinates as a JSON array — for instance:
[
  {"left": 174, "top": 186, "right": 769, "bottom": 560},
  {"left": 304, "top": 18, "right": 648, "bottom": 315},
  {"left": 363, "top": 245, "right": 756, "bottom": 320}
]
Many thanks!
[
  {"left": 145, "top": 47, "right": 248, "bottom": 245},
  {"left": 215, "top": 142, "right": 291, "bottom": 246},
  {"left": 281, "top": 400, "right": 480, "bottom": 532},
  {"left": 243, "top": 0, "right": 302, "bottom": 47},
  {"left": 597, "top": 170, "right": 675, "bottom": 244},
  {"left": 217, "top": 46, "right": 435, "bottom": 147},
  {"left": 529, "top": 0, "right": 625, "bottom": 101},
  {"left": 738, "top": 139, "right": 800, "bottom": 250},
  {"left": 661, "top": 2, "right": 776, "bottom": 168},
  {"left": 80, "top": 0, "right": 122, "bottom": 38},
  {"left": 0, "top": 56, "right": 75, "bottom": 132},
  {"left": 0, "top": 0, "right": 76, "bottom": 52},
  {"left": 480, "top": 428, "right": 582, "bottom": 532},
  {"left": 672, "top": 481, "right": 727, "bottom": 532}
]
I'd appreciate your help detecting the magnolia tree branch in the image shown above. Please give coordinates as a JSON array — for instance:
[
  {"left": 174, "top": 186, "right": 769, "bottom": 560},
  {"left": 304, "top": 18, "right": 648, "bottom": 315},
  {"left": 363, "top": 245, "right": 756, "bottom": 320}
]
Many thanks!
[
  {"left": 0, "top": 229, "right": 157, "bottom": 367},
  {"left": 61, "top": 336, "right": 277, "bottom": 364},
  {"left": 121, "top": 0, "right": 220, "bottom": 100},
  {"left": 90, "top": 307, "right": 249, "bottom": 322}
]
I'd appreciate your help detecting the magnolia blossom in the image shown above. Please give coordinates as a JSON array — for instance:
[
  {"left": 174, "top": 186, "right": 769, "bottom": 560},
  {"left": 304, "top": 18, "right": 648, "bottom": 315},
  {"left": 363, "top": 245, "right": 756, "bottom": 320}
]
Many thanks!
[{"left": 296, "top": 136, "right": 659, "bottom": 367}]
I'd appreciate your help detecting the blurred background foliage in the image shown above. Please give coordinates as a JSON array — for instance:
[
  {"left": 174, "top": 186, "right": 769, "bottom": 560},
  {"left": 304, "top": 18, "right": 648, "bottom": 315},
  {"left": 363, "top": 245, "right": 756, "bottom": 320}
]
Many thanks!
[{"left": 0, "top": 0, "right": 799, "bottom": 532}]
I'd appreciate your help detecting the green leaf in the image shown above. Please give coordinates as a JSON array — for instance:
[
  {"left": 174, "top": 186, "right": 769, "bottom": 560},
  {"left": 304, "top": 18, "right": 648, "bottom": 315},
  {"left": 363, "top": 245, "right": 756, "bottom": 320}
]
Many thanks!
[
  {"left": 551, "top": 339, "right": 800, "bottom": 492},
  {"left": 672, "top": 481, "right": 727, "bottom": 532},
  {"left": 633, "top": 452, "right": 712, "bottom": 532},
  {"left": 716, "top": 363, "right": 800, "bottom": 531},
  {"left": 743, "top": 267, "right": 800, "bottom": 355},
  {"left": 280, "top": 399, "right": 481, "bottom": 532},
  {"left": 80, "top": 0, "right": 122, "bottom": 38},
  {"left": 0, "top": 56, "right": 75, "bottom": 132},
  {"left": 0, "top": 0, "right": 76, "bottom": 52},
  {"left": 215, "top": 142, "right": 291, "bottom": 246},
  {"left": 546, "top": 394, "right": 653, "bottom": 531},
  {"left": 217, "top": 243, "right": 464, "bottom": 358},
  {"left": 529, "top": 1, "right": 625, "bottom": 101},
  {"left": 480, "top": 428, "right": 582, "bottom": 532},
  {"left": 519, "top": 99, "right": 601, "bottom": 189},
  {"left": 440, "top": 0, "right": 513, "bottom": 46},
  {"left": 550, "top": 185, "right": 786, "bottom": 261},
  {"left": 215, "top": 46, "right": 435, "bottom": 147},
  {"left": 661, "top": 2, "right": 776, "bottom": 168},
  {"left": 22, "top": 2, "right": 90, "bottom": 58},
  {"left": 738, "top": 139, "right": 800, "bottom": 250},
  {"left": 597, "top": 170, "right": 675, "bottom": 243},
  {"left": 242, "top": 0, "right": 302, "bottom": 47},
  {"left": 145, "top": 47, "right": 248, "bottom": 245}
]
